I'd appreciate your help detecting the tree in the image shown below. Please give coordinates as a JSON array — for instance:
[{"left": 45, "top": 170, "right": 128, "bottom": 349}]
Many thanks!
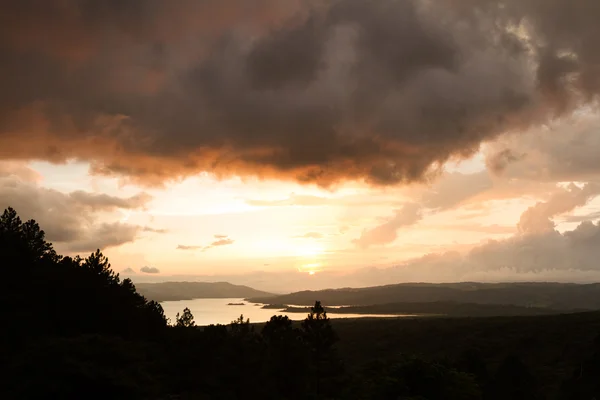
[
  {"left": 0, "top": 207, "right": 58, "bottom": 266},
  {"left": 175, "top": 307, "right": 195, "bottom": 328},
  {"left": 301, "top": 301, "right": 338, "bottom": 355},
  {"left": 1, "top": 207, "right": 167, "bottom": 342},
  {"left": 301, "top": 301, "right": 341, "bottom": 397},
  {"left": 262, "top": 315, "right": 294, "bottom": 344},
  {"left": 262, "top": 315, "right": 310, "bottom": 397}
]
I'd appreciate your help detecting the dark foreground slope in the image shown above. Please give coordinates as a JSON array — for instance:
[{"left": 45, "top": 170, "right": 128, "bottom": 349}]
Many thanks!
[
  {"left": 333, "top": 311, "right": 600, "bottom": 393},
  {"left": 248, "top": 281, "right": 600, "bottom": 310},
  {"left": 136, "top": 281, "right": 274, "bottom": 302}
]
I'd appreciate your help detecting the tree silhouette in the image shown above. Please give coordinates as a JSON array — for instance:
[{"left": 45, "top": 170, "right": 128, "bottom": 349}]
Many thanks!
[
  {"left": 301, "top": 301, "right": 340, "bottom": 397},
  {"left": 175, "top": 307, "right": 195, "bottom": 328},
  {"left": 230, "top": 314, "right": 252, "bottom": 336},
  {"left": 262, "top": 315, "right": 311, "bottom": 397},
  {"left": 1, "top": 207, "right": 167, "bottom": 342},
  {"left": 301, "top": 301, "right": 338, "bottom": 355}
]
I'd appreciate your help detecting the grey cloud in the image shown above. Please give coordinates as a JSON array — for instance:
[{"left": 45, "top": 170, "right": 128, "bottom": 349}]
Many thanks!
[
  {"left": 353, "top": 203, "right": 422, "bottom": 248},
  {"left": 142, "top": 226, "right": 168, "bottom": 234},
  {"left": 0, "top": 176, "right": 160, "bottom": 251},
  {"left": 485, "top": 113, "right": 600, "bottom": 182},
  {"left": 69, "top": 191, "right": 152, "bottom": 211},
  {"left": 562, "top": 211, "right": 600, "bottom": 224},
  {"left": 485, "top": 149, "right": 525, "bottom": 175},
  {"left": 2, "top": 0, "right": 599, "bottom": 186},
  {"left": 421, "top": 171, "right": 493, "bottom": 210},
  {"left": 67, "top": 222, "right": 141, "bottom": 253},
  {"left": 140, "top": 266, "right": 160, "bottom": 274},
  {"left": 517, "top": 183, "right": 600, "bottom": 234},
  {"left": 358, "top": 220, "right": 600, "bottom": 285}
]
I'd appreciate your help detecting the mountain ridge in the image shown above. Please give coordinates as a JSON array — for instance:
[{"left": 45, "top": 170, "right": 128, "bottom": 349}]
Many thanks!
[
  {"left": 135, "top": 281, "right": 275, "bottom": 302},
  {"left": 246, "top": 281, "right": 600, "bottom": 310}
]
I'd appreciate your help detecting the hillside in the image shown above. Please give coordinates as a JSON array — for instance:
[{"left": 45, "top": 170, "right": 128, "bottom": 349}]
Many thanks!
[
  {"left": 278, "top": 301, "right": 581, "bottom": 317},
  {"left": 135, "top": 281, "right": 275, "bottom": 302},
  {"left": 247, "top": 281, "right": 600, "bottom": 310}
]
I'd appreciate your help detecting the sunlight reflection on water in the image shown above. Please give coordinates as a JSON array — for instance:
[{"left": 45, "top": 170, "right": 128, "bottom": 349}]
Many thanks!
[{"left": 160, "top": 298, "right": 412, "bottom": 326}]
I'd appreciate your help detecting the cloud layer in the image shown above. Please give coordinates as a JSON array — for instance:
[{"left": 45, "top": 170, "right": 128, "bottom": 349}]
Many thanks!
[
  {"left": 0, "top": 164, "right": 162, "bottom": 252},
  {"left": 2, "top": 0, "right": 600, "bottom": 186}
]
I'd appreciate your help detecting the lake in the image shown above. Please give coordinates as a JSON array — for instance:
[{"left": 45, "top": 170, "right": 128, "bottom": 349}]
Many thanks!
[{"left": 160, "top": 298, "right": 410, "bottom": 326}]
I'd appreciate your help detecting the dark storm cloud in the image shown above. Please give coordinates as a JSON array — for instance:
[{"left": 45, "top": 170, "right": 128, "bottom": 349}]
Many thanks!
[{"left": 1, "top": 0, "right": 599, "bottom": 186}]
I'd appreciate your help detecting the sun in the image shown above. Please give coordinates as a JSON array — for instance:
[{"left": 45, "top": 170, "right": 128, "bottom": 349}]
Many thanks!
[{"left": 299, "top": 262, "right": 322, "bottom": 275}]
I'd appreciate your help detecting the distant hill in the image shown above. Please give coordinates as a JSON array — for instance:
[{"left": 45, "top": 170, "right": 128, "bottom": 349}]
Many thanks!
[
  {"left": 136, "top": 281, "right": 275, "bottom": 302},
  {"left": 247, "top": 282, "right": 600, "bottom": 311},
  {"left": 278, "top": 301, "right": 583, "bottom": 317}
]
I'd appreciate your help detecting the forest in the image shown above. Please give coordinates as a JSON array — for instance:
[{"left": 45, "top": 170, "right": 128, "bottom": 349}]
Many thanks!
[{"left": 2, "top": 206, "right": 600, "bottom": 399}]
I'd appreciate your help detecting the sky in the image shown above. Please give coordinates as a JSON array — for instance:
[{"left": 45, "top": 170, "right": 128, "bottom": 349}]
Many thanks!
[{"left": 2, "top": 0, "right": 600, "bottom": 292}]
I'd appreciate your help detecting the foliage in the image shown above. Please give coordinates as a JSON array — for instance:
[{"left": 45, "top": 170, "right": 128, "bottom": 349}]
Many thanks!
[{"left": 175, "top": 307, "right": 195, "bottom": 328}]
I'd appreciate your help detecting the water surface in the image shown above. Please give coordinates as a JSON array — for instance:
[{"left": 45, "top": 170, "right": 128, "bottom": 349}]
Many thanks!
[{"left": 160, "top": 298, "right": 410, "bottom": 326}]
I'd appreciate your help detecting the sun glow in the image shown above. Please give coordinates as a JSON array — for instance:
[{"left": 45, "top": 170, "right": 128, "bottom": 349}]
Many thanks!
[{"left": 299, "top": 262, "right": 322, "bottom": 275}]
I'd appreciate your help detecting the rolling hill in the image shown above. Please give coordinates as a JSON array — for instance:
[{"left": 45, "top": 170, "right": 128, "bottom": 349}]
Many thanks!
[
  {"left": 247, "top": 282, "right": 600, "bottom": 311},
  {"left": 135, "top": 281, "right": 275, "bottom": 302}
]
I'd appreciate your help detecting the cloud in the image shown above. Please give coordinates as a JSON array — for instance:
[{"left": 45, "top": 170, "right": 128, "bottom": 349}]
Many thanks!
[
  {"left": 2, "top": 0, "right": 600, "bottom": 187},
  {"left": 517, "top": 183, "right": 600, "bottom": 234},
  {"left": 177, "top": 245, "right": 203, "bottom": 251},
  {"left": 0, "top": 162, "right": 42, "bottom": 182},
  {"left": 0, "top": 176, "right": 162, "bottom": 252},
  {"left": 485, "top": 112, "right": 600, "bottom": 182},
  {"left": 142, "top": 226, "right": 168, "bottom": 234},
  {"left": 208, "top": 238, "right": 235, "bottom": 248},
  {"left": 353, "top": 203, "right": 422, "bottom": 248},
  {"left": 420, "top": 171, "right": 493, "bottom": 210},
  {"left": 68, "top": 191, "right": 152, "bottom": 211},
  {"left": 121, "top": 267, "right": 136, "bottom": 274},
  {"left": 140, "top": 266, "right": 160, "bottom": 274},
  {"left": 293, "top": 232, "right": 324, "bottom": 239},
  {"left": 485, "top": 149, "right": 525, "bottom": 175},
  {"left": 437, "top": 224, "right": 516, "bottom": 235},
  {"left": 563, "top": 210, "right": 600, "bottom": 224},
  {"left": 67, "top": 222, "right": 142, "bottom": 253},
  {"left": 177, "top": 234, "right": 235, "bottom": 251}
]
